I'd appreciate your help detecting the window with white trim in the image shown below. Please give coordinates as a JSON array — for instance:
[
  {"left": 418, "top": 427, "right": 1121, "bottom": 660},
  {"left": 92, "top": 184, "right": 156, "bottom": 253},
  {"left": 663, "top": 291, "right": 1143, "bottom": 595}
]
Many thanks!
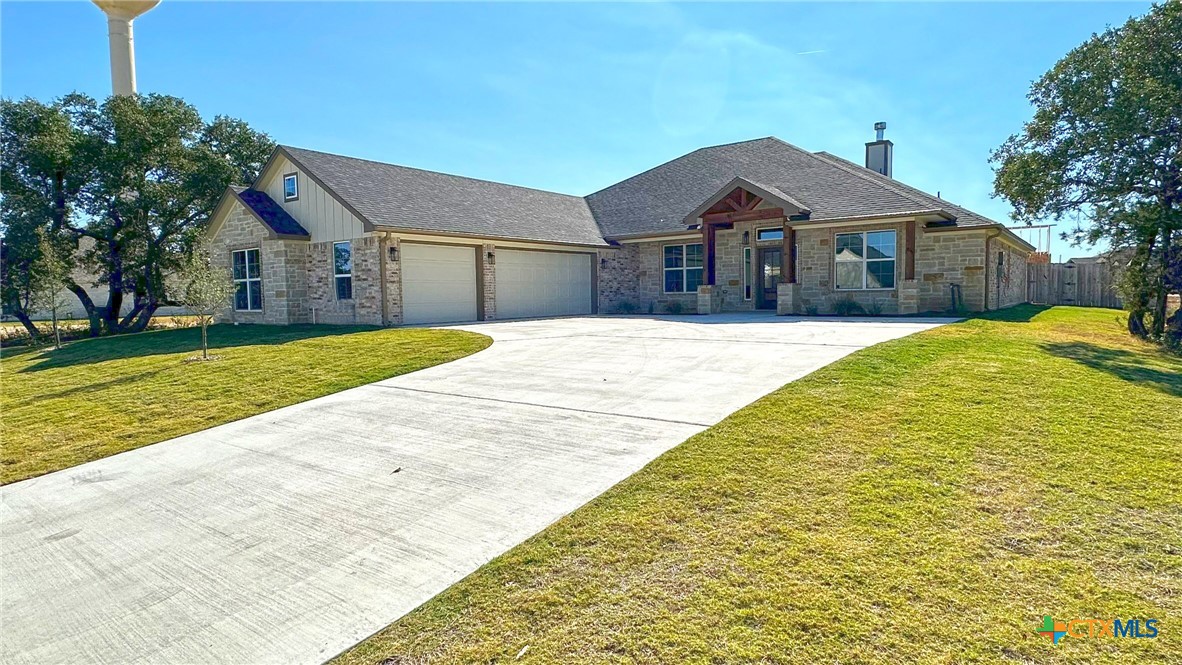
[
  {"left": 663, "top": 243, "right": 703, "bottom": 293},
  {"left": 232, "top": 248, "right": 262, "bottom": 311},
  {"left": 283, "top": 173, "right": 298, "bottom": 201},
  {"left": 333, "top": 241, "right": 353, "bottom": 300},
  {"left": 835, "top": 230, "right": 896, "bottom": 289}
]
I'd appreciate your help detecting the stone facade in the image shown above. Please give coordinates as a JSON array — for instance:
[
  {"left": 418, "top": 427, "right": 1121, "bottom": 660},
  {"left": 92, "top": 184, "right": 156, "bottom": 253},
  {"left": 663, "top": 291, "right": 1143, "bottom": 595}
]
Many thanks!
[
  {"left": 986, "top": 237, "right": 1029, "bottom": 310},
  {"left": 210, "top": 201, "right": 309, "bottom": 325},
  {"left": 594, "top": 220, "right": 1030, "bottom": 317}
]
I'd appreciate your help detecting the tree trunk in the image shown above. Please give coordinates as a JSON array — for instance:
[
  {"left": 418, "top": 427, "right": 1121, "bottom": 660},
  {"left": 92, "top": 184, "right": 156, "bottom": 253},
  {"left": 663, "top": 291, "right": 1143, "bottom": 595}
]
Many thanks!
[
  {"left": 8, "top": 307, "right": 41, "bottom": 342},
  {"left": 202, "top": 320, "right": 209, "bottom": 360},
  {"left": 66, "top": 283, "right": 101, "bottom": 337},
  {"left": 51, "top": 305, "right": 62, "bottom": 350}
]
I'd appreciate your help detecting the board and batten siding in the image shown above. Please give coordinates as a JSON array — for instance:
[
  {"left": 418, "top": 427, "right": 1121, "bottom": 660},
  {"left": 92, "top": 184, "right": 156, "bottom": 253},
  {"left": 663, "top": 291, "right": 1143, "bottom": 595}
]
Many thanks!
[{"left": 260, "top": 156, "right": 367, "bottom": 243}]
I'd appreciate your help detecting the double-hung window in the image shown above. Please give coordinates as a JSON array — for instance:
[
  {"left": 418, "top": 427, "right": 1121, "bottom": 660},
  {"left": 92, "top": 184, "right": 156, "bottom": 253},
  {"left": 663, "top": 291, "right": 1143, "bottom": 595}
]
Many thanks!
[
  {"left": 664, "top": 243, "right": 703, "bottom": 293},
  {"left": 835, "top": 230, "right": 896, "bottom": 289},
  {"left": 333, "top": 241, "right": 353, "bottom": 300},
  {"left": 232, "top": 248, "right": 262, "bottom": 311}
]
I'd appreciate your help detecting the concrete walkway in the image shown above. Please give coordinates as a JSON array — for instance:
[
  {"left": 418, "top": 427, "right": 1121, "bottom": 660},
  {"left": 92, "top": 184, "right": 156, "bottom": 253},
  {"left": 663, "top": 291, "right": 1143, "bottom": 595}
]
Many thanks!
[{"left": 1, "top": 313, "right": 950, "bottom": 664}]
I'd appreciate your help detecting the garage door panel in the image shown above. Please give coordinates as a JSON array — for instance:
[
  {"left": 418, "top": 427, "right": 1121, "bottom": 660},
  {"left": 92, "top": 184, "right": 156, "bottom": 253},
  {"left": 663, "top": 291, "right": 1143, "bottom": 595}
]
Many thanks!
[
  {"left": 497, "top": 250, "right": 593, "bottom": 319},
  {"left": 402, "top": 244, "right": 478, "bottom": 325}
]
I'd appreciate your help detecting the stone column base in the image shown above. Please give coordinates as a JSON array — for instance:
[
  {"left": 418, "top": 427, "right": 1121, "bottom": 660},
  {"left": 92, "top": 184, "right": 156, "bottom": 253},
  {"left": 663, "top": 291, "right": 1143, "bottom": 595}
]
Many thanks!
[
  {"left": 898, "top": 279, "right": 919, "bottom": 315},
  {"left": 696, "top": 285, "right": 714, "bottom": 315},
  {"left": 776, "top": 282, "right": 801, "bottom": 315}
]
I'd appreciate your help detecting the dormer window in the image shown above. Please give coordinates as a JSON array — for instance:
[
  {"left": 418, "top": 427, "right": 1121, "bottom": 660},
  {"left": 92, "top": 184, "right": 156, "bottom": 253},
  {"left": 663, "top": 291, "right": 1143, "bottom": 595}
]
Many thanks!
[{"left": 283, "top": 173, "right": 299, "bottom": 201}]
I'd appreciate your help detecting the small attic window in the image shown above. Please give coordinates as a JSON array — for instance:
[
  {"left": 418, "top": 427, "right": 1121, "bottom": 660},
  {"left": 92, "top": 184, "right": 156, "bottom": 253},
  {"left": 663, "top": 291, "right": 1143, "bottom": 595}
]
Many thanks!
[{"left": 283, "top": 173, "right": 298, "bottom": 201}]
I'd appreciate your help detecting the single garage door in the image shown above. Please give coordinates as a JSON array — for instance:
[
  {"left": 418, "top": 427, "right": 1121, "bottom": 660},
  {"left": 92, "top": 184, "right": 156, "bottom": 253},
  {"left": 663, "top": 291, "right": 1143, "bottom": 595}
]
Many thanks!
[
  {"left": 402, "top": 243, "right": 478, "bottom": 324},
  {"left": 496, "top": 250, "right": 594, "bottom": 319}
]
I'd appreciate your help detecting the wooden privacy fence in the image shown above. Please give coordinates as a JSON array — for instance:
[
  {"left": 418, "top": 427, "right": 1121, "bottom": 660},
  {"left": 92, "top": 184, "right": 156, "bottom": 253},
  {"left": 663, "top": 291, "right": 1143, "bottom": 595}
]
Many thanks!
[{"left": 1028, "top": 262, "right": 1123, "bottom": 308}]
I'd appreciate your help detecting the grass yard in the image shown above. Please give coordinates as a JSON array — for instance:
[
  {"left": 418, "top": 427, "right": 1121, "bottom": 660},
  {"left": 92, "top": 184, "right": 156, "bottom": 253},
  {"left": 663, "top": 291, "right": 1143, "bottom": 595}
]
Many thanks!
[
  {"left": 336, "top": 306, "right": 1181, "bottom": 664},
  {"left": 1, "top": 324, "right": 490, "bottom": 485}
]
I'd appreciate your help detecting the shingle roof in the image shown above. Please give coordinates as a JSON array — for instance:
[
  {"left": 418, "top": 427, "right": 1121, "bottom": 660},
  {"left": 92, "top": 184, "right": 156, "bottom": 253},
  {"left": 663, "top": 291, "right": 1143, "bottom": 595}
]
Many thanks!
[
  {"left": 281, "top": 146, "right": 607, "bottom": 246},
  {"left": 232, "top": 187, "right": 309, "bottom": 238},
  {"left": 585, "top": 137, "right": 977, "bottom": 237},
  {"left": 271, "top": 137, "right": 1009, "bottom": 247}
]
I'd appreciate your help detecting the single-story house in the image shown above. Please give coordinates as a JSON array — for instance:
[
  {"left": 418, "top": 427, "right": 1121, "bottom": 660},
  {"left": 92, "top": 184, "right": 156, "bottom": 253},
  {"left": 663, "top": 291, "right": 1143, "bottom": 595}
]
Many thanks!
[{"left": 207, "top": 133, "right": 1034, "bottom": 325}]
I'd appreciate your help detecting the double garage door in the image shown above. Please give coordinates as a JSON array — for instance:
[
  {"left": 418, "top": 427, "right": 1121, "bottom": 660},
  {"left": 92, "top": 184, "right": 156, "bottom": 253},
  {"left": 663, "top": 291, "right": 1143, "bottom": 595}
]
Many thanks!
[{"left": 401, "top": 244, "right": 594, "bottom": 325}]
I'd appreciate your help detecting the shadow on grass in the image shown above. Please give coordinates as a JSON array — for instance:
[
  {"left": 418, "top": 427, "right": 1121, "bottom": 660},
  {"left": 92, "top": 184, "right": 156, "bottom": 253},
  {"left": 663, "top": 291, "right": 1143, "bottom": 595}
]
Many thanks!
[
  {"left": 1042, "top": 341, "right": 1182, "bottom": 398},
  {"left": 16, "top": 323, "right": 383, "bottom": 373},
  {"left": 973, "top": 304, "right": 1054, "bottom": 323}
]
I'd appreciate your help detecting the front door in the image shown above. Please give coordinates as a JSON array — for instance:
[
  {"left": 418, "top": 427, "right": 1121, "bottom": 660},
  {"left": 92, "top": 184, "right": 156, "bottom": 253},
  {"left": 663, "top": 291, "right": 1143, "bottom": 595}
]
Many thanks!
[{"left": 757, "top": 247, "right": 782, "bottom": 309}]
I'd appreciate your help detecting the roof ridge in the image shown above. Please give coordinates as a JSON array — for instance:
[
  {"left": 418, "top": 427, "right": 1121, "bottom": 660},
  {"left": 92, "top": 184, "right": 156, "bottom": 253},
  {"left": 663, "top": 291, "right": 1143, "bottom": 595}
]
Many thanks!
[
  {"left": 280, "top": 145, "right": 587, "bottom": 202},
  {"left": 584, "top": 137, "right": 786, "bottom": 198},
  {"left": 807, "top": 150, "right": 940, "bottom": 211}
]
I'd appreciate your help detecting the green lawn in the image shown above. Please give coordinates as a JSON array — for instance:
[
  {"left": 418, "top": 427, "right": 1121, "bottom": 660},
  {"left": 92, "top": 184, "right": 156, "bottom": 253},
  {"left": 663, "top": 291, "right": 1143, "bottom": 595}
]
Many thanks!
[
  {"left": 1, "top": 324, "right": 490, "bottom": 485},
  {"left": 336, "top": 306, "right": 1181, "bottom": 664}
]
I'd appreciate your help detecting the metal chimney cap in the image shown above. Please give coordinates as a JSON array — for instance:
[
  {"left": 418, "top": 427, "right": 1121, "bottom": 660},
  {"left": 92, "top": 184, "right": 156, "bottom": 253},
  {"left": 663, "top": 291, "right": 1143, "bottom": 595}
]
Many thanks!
[
  {"left": 874, "top": 121, "right": 887, "bottom": 131},
  {"left": 92, "top": 0, "right": 160, "bottom": 21}
]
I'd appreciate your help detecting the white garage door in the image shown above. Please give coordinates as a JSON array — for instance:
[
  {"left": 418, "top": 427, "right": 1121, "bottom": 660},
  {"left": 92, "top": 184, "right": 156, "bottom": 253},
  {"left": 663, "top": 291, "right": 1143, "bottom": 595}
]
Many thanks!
[
  {"left": 496, "top": 250, "right": 594, "bottom": 319},
  {"left": 402, "top": 243, "right": 478, "bottom": 325}
]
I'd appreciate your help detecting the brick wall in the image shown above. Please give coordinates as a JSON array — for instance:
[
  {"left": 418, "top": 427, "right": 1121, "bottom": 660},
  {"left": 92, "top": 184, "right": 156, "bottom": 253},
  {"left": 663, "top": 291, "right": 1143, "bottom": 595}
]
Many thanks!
[{"left": 306, "top": 236, "right": 382, "bottom": 325}]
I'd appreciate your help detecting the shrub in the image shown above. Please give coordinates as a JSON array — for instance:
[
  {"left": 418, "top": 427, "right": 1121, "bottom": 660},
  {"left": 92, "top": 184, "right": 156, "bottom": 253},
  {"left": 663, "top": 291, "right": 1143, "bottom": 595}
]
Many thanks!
[
  {"left": 832, "top": 297, "right": 866, "bottom": 316},
  {"left": 866, "top": 299, "right": 884, "bottom": 316},
  {"left": 614, "top": 301, "right": 640, "bottom": 315},
  {"left": 664, "top": 300, "right": 686, "bottom": 315},
  {"left": 804, "top": 304, "right": 819, "bottom": 316}
]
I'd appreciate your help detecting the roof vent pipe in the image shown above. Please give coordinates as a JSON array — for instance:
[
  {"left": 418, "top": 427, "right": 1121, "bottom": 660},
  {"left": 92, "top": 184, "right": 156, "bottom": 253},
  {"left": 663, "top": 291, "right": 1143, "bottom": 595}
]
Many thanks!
[{"left": 865, "top": 121, "right": 893, "bottom": 178}]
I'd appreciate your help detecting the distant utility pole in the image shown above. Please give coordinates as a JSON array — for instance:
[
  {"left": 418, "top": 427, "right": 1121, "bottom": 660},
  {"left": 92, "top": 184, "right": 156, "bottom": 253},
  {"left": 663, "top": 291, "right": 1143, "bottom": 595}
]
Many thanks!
[{"left": 92, "top": 1, "right": 160, "bottom": 95}]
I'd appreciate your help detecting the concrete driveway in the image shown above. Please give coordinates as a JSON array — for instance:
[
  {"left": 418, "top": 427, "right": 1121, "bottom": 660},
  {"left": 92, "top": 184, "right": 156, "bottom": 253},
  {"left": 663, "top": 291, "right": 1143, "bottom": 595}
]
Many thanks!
[{"left": 1, "top": 313, "right": 950, "bottom": 664}]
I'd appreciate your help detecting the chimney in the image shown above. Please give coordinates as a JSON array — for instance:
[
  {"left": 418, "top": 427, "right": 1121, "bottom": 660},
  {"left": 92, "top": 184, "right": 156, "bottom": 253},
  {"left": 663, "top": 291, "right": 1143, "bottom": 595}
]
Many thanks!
[
  {"left": 92, "top": 1, "right": 161, "bottom": 96},
  {"left": 864, "top": 121, "right": 893, "bottom": 178}
]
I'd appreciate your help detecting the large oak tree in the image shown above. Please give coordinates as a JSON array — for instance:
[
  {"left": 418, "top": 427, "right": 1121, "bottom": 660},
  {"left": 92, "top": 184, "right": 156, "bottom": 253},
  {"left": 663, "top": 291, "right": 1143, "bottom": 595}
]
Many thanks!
[
  {"left": 1, "top": 93, "right": 273, "bottom": 336},
  {"left": 992, "top": 2, "right": 1181, "bottom": 339}
]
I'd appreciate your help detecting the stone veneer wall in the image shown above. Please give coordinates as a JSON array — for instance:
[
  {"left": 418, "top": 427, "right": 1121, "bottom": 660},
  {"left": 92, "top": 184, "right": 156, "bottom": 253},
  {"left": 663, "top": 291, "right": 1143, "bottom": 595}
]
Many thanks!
[
  {"left": 210, "top": 201, "right": 309, "bottom": 325},
  {"left": 985, "top": 237, "right": 1030, "bottom": 310},
  {"left": 915, "top": 229, "right": 988, "bottom": 313},
  {"left": 481, "top": 243, "right": 496, "bottom": 320},
  {"left": 306, "top": 235, "right": 383, "bottom": 325},
  {"left": 795, "top": 222, "right": 903, "bottom": 315}
]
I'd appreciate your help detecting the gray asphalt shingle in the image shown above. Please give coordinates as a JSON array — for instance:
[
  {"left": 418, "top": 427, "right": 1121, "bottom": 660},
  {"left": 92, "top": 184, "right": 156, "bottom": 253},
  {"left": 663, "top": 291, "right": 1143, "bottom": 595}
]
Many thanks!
[
  {"left": 282, "top": 147, "right": 607, "bottom": 246},
  {"left": 279, "top": 137, "right": 1003, "bottom": 245}
]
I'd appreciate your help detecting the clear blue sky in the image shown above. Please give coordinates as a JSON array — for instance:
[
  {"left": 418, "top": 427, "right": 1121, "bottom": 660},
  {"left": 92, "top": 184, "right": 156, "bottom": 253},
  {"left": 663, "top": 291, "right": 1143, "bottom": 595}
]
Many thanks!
[{"left": 2, "top": 1, "right": 1151, "bottom": 259}]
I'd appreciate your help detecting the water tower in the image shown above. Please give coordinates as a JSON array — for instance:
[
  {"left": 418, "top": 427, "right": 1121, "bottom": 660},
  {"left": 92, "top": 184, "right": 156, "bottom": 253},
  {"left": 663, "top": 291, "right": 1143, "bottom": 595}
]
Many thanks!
[{"left": 92, "top": 0, "right": 160, "bottom": 95}]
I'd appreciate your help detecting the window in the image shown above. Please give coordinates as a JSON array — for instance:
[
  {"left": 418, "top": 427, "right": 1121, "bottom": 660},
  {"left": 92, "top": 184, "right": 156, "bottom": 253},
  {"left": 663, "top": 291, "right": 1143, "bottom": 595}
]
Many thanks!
[
  {"left": 283, "top": 173, "right": 298, "bottom": 201},
  {"left": 743, "top": 246, "right": 753, "bottom": 300},
  {"left": 333, "top": 241, "right": 353, "bottom": 300},
  {"left": 232, "top": 248, "right": 262, "bottom": 311},
  {"left": 663, "top": 243, "right": 704, "bottom": 293},
  {"left": 756, "top": 228, "right": 784, "bottom": 242},
  {"left": 835, "top": 230, "right": 896, "bottom": 289}
]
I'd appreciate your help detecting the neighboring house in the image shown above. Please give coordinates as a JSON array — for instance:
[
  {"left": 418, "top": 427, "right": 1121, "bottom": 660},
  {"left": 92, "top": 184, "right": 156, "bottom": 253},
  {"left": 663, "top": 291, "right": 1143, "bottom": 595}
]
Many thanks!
[{"left": 206, "top": 134, "right": 1034, "bottom": 325}]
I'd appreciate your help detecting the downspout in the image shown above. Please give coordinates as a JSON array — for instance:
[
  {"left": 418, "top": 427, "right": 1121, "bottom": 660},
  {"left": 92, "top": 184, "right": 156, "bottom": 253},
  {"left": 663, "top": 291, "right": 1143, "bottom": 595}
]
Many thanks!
[{"left": 984, "top": 229, "right": 1000, "bottom": 311}]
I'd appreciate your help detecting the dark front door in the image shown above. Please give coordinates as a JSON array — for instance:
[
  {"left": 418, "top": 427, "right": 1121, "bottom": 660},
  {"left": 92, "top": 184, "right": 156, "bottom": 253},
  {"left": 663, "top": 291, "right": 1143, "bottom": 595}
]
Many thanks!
[{"left": 757, "top": 247, "right": 782, "bottom": 309}]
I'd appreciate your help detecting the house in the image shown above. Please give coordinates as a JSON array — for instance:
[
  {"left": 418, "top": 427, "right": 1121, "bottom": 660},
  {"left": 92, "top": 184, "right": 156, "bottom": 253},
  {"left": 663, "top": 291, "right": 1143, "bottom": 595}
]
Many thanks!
[{"left": 206, "top": 133, "right": 1034, "bottom": 325}]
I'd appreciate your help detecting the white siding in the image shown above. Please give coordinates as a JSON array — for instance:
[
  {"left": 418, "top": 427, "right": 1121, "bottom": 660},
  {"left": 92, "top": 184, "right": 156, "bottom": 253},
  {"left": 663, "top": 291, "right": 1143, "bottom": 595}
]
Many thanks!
[{"left": 259, "top": 156, "right": 366, "bottom": 243}]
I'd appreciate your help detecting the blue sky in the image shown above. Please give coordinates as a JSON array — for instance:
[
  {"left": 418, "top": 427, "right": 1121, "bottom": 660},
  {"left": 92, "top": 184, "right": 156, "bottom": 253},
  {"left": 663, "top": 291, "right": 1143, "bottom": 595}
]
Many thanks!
[{"left": 2, "top": 1, "right": 1151, "bottom": 259}]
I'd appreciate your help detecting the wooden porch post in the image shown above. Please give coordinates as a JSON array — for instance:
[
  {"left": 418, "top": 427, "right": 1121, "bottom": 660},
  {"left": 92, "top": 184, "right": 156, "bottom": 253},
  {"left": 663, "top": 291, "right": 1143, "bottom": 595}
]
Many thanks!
[
  {"left": 905, "top": 220, "right": 916, "bottom": 280},
  {"left": 782, "top": 219, "right": 796, "bottom": 284},
  {"left": 705, "top": 222, "right": 717, "bottom": 286}
]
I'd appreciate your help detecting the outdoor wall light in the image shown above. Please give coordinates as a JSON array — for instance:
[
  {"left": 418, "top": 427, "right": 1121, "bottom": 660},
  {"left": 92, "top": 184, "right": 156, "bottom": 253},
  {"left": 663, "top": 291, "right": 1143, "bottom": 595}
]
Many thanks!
[
  {"left": 487, "top": 250, "right": 495, "bottom": 265},
  {"left": 388, "top": 246, "right": 399, "bottom": 262},
  {"left": 601, "top": 257, "right": 608, "bottom": 268},
  {"left": 743, "top": 231, "right": 750, "bottom": 245}
]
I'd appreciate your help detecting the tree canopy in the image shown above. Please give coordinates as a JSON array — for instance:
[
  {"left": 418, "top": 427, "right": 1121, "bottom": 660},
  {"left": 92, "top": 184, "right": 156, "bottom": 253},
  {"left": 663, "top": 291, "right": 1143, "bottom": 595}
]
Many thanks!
[
  {"left": 992, "top": 1, "right": 1181, "bottom": 340},
  {"left": 0, "top": 93, "right": 274, "bottom": 335}
]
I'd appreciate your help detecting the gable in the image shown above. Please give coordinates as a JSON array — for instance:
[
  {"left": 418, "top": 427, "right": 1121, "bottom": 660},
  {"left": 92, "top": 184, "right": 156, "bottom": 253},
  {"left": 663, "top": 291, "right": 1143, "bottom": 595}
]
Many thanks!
[{"left": 255, "top": 152, "right": 368, "bottom": 243}]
